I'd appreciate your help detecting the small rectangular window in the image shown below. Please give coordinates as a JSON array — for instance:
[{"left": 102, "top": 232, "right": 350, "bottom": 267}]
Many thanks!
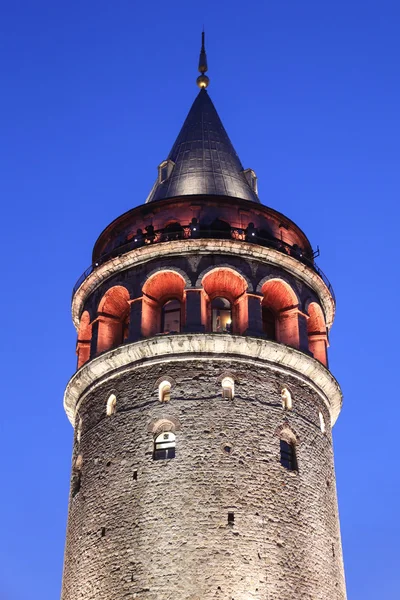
[
  {"left": 228, "top": 512, "right": 234, "bottom": 525},
  {"left": 222, "top": 387, "right": 232, "bottom": 400}
]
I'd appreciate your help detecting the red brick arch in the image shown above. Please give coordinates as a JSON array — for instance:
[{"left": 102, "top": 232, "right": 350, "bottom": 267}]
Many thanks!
[
  {"left": 201, "top": 268, "right": 248, "bottom": 334},
  {"left": 261, "top": 279, "right": 300, "bottom": 347},
  {"left": 97, "top": 286, "right": 130, "bottom": 353},
  {"left": 141, "top": 271, "right": 186, "bottom": 337},
  {"left": 307, "top": 302, "right": 328, "bottom": 366}
]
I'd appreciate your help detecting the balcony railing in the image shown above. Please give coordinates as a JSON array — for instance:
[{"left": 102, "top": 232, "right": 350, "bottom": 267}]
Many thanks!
[{"left": 72, "top": 224, "right": 335, "bottom": 302}]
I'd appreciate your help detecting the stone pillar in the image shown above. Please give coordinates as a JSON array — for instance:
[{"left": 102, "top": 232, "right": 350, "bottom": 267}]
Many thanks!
[
  {"left": 246, "top": 294, "right": 263, "bottom": 336},
  {"left": 129, "top": 298, "right": 143, "bottom": 342},
  {"left": 308, "top": 334, "right": 328, "bottom": 366},
  {"left": 184, "top": 289, "right": 205, "bottom": 332}
]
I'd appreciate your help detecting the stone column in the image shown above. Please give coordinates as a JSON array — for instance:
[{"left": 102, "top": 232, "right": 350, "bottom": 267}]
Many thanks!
[
  {"left": 184, "top": 289, "right": 205, "bottom": 332},
  {"left": 246, "top": 294, "right": 263, "bottom": 336},
  {"left": 129, "top": 297, "right": 143, "bottom": 342}
]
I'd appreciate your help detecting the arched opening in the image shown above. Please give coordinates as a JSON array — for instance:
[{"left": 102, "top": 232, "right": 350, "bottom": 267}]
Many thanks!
[
  {"left": 106, "top": 394, "right": 117, "bottom": 416},
  {"left": 202, "top": 268, "right": 248, "bottom": 334},
  {"left": 142, "top": 271, "right": 186, "bottom": 337},
  {"left": 307, "top": 302, "right": 328, "bottom": 366},
  {"left": 76, "top": 311, "right": 92, "bottom": 368},
  {"left": 203, "top": 219, "right": 232, "bottom": 240},
  {"left": 278, "top": 427, "right": 298, "bottom": 471},
  {"left": 221, "top": 376, "right": 235, "bottom": 400},
  {"left": 319, "top": 411, "right": 326, "bottom": 433},
  {"left": 281, "top": 387, "right": 292, "bottom": 410},
  {"left": 97, "top": 286, "right": 130, "bottom": 354},
  {"left": 211, "top": 297, "right": 232, "bottom": 333},
  {"left": 261, "top": 279, "right": 299, "bottom": 347},
  {"left": 162, "top": 221, "right": 184, "bottom": 241},
  {"left": 158, "top": 380, "right": 171, "bottom": 403},
  {"left": 280, "top": 438, "right": 297, "bottom": 471},
  {"left": 154, "top": 431, "right": 176, "bottom": 460}
]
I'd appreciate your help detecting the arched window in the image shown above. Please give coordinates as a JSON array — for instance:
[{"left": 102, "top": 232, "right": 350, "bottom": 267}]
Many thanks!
[
  {"left": 106, "top": 394, "right": 117, "bottom": 416},
  {"left": 261, "top": 279, "right": 299, "bottom": 348},
  {"left": 221, "top": 376, "right": 235, "bottom": 400},
  {"left": 211, "top": 297, "right": 232, "bottom": 333},
  {"left": 281, "top": 387, "right": 292, "bottom": 410},
  {"left": 280, "top": 439, "right": 297, "bottom": 471},
  {"left": 161, "top": 299, "right": 181, "bottom": 334},
  {"left": 154, "top": 431, "right": 176, "bottom": 460},
  {"left": 158, "top": 380, "right": 171, "bottom": 403},
  {"left": 202, "top": 268, "right": 248, "bottom": 335},
  {"left": 205, "top": 218, "right": 231, "bottom": 240},
  {"left": 262, "top": 307, "right": 276, "bottom": 340},
  {"left": 142, "top": 271, "right": 186, "bottom": 337},
  {"left": 319, "top": 411, "right": 326, "bottom": 433},
  {"left": 162, "top": 222, "right": 184, "bottom": 241},
  {"left": 97, "top": 286, "right": 130, "bottom": 354},
  {"left": 76, "top": 417, "right": 82, "bottom": 444}
]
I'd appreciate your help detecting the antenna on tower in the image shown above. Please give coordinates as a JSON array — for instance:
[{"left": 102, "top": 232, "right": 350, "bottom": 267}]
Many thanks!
[{"left": 197, "top": 30, "right": 210, "bottom": 89}]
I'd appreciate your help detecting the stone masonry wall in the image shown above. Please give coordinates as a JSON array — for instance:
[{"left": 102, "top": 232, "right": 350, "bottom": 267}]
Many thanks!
[{"left": 61, "top": 358, "right": 346, "bottom": 600}]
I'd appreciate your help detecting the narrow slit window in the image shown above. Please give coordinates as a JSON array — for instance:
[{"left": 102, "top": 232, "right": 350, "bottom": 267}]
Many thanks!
[
  {"left": 228, "top": 512, "right": 235, "bottom": 525},
  {"left": 154, "top": 431, "right": 176, "bottom": 460},
  {"left": 280, "top": 439, "right": 297, "bottom": 471}
]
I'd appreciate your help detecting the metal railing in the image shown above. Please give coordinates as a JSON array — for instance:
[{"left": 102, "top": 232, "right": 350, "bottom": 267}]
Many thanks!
[{"left": 72, "top": 224, "right": 335, "bottom": 302}]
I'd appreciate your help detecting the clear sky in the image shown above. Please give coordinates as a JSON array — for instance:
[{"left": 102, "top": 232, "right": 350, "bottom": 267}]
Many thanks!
[{"left": 1, "top": 1, "right": 399, "bottom": 598}]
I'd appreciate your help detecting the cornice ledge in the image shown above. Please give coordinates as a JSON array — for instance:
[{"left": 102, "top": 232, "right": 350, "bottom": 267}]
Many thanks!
[
  {"left": 71, "top": 240, "right": 335, "bottom": 330},
  {"left": 64, "top": 334, "right": 342, "bottom": 426}
]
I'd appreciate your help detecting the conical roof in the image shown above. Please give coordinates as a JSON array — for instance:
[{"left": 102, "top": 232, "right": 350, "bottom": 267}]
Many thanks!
[{"left": 146, "top": 89, "right": 260, "bottom": 203}]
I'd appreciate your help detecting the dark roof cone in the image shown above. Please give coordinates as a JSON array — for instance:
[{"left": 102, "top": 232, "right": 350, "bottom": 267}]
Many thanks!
[{"left": 146, "top": 33, "right": 259, "bottom": 204}]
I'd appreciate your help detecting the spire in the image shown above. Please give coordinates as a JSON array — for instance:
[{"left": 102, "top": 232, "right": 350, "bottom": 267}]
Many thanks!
[
  {"left": 146, "top": 88, "right": 260, "bottom": 204},
  {"left": 197, "top": 30, "right": 209, "bottom": 89}
]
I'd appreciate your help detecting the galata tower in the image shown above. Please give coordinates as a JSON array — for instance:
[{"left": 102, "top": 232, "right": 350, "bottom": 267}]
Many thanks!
[{"left": 62, "top": 34, "right": 347, "bottom": 600}]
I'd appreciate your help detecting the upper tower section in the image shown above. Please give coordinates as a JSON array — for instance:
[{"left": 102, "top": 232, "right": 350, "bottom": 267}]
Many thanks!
[
  {"left": 68, "top": 33, "right": 339, "bottom": 426},
  {"left": 146, "top": 34, "right": 260, "bottom": 204}
]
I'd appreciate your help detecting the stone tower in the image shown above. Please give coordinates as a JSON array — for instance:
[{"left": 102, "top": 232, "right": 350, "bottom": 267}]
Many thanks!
[{"left": 62, "top": 36, "right": 347, "bottom": 600}]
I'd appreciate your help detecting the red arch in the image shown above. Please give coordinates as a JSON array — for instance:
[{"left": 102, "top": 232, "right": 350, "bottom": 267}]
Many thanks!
[
  {"left": 202, "top": 268, "right": 248, "bottom": 334},
  {"left": 142, "top": 271, "right": 186, "bottom": 337},
  {"left": 261, "top": 279, "right": 299, "bottom": 347},
  {"left": 97, "top": 286, "right": 130, "bottom": 353},
  {"left": 307, "top": 302, "right": 328, "bottom": 366},
  {"left": 77, "top": 311, "right": 92, "bottom": 368}
]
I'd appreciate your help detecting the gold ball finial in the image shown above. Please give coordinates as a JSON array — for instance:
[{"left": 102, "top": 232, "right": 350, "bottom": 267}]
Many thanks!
[{"left": 197, "top": 74, "right": 210, "bottom": 89}]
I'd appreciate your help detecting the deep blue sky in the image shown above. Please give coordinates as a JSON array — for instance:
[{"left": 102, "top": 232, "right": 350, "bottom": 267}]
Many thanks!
[{"left": 1, "top": 1, "right": 399, "bottom": 598}]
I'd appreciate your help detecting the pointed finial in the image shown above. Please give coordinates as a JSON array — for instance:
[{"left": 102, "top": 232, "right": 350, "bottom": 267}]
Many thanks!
[{"left": 197, "top": 30, "right": 210, "bottom": 89}]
